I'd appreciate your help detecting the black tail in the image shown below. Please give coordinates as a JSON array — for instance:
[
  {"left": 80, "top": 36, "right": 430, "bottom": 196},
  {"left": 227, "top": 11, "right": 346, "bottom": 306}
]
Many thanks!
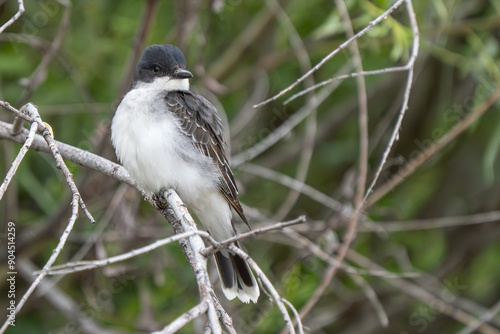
[{"left": 214, "top": 247, "right": 259, "bottom": 303}]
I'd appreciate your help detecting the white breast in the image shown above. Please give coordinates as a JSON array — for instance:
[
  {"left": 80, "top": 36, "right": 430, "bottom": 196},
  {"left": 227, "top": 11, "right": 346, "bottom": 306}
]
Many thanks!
[{"left": 111, "top": 86, "right": 218, "bottom": 204}]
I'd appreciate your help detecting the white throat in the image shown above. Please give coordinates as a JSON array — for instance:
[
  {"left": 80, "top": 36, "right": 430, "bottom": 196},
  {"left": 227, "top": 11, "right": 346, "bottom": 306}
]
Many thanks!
[{"left": 136, "top": 75, "right": 190, "bottom": 91}]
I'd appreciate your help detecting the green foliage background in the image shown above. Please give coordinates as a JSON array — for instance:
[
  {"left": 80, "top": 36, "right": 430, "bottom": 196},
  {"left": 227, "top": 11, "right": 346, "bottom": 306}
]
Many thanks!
[{"left": 1, "top": 0, "right": 500, "bottom": 333}]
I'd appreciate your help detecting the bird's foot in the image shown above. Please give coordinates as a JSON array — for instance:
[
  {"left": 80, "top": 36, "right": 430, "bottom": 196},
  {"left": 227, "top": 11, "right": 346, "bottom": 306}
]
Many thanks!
[{"left": 151, "top": 191, "right": 168, "bottom": 210}]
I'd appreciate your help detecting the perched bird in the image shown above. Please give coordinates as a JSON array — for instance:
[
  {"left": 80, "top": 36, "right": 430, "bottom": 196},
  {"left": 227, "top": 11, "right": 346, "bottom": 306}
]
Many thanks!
[{"left": 111, "top": 44, "right": 259, "bottom": 303}]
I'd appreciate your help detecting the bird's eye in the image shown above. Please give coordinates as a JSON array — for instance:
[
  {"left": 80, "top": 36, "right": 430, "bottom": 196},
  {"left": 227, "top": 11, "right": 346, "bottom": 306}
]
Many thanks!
[{"left": 153, "top": 66, "right": 161, "bottom": 73}]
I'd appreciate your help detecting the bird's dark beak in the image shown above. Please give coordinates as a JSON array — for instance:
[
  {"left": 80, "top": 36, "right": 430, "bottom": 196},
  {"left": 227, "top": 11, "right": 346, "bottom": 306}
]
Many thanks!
[{"left": 173, "top": 68, "right": 193, "bottom": 79}]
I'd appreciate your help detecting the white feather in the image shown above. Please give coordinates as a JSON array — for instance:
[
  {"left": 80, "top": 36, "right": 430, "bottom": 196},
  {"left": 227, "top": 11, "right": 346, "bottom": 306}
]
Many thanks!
[
  {"left": 111, "top": 76, "right": 235, "bottom": 238},
  {"left": 112, "top": 74, "right": 259, "bottom": 303},
  {"left": 114, "top": 79, "right": 205, "bottom": 193}
]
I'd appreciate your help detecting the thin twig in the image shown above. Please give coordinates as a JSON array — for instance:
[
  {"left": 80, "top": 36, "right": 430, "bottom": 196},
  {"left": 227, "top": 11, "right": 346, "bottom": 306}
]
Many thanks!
[
  {"left": 366, "top": 85, "right": 500, "bottom": 207},
  {"left": 284, "top": 65, "right": 414, "bottom": 105},
  {"left": 0, "top": 100, "right": 33, "bottom": 121},
  {"left": 363, "top": 0, "right": 420, "bottom": 204},
  {"left": 253, "top": 0, "right": 406, "bottom": 108},
  {"left": 297, "top": 0, "right": 371, "bottom": 319},
  {"left": 282, "top": 228, "right": 420, "bottom": 279},
  {"left": 279, "top": 223, "right": 500, "bottom": 334},
  {"left": 42, "top": 217, "right": 303, "bottom": 275},
  {"left": 154, "top": 190, "right": 225, "bottom": 334},
  {"left": 359, "top": 210, "right": 500, "bottom": 232},
  {"left": 0, "top": 119, "right": 135, "bottom": 187},
  {"left": 206, "top": 302, "right": 221, "bottom": 334},
  {"left": 3, "top": 103, "right": 96, "bottom": 222},
  {"left": 240, "top": 163, "right": 345, "bottom": 212},
  {"left": 347, "top": 250, "right": 500, "bottom": 334},
  {"left": 211, "top": 292, "right": 237, "bottom": 334},
  {"left": 233, "top": 71, "right": 344, "bottom": 166},
  {"left": 228, "top": 244, "right": 298, "bottom": 334},
  {"left": 0, "top": 194, "right": 80, "bottom": 333},
  {"left": 24, "top": 103, "right": 95, "bottom": 223},
  {"left": 456, "top": 299, "right": 500, "bottom": 334},
  {"left": 203, "top": 215, "right": 306, "bottom": 255},
  {"left": 336, "top": 0, "right": 369, "bottom": 214},
  {"left": 0, "top": 120, "right": 37, "bottom": 200},
  {"left": 152, "top": 302, "right": 209, "bottom": 334},
  {"left": 40, "top": 230, "right": 210, "bottom": 275},
  {"left": 281, "top": 298, "right": 304, "bottom": 334},
  {"left": 0, "top": 101, "right": 107, "bottom": 332},
  {"left": 0, "top": 0, "right": 25, "bottom": 34}
]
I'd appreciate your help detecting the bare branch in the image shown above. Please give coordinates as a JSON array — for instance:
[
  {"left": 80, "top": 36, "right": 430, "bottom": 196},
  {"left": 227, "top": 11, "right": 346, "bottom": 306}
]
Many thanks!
[
  {"left": 366, "top": 85, "right": 500, "bottom": 207},
  {"left": 457, "top": 299, "right": 500, "bottom": 334},
  {"left": 284, "top": 65, "right": 413, "bottom": 105},
  {"left": 281, "top": 298, "right": 304, "bottom": 334},
  {"left": 0, "top": 119, "right": 135, "bottom": 187},
  {"left": 278, "top": 225, "right": 500, "bottom": 333},
  {"left": 0, "top": 102, "right": 100, "bottom": 332},
  {"left": 296, "top": 0, "right": 372, "bottom": 318},
  {"left": 41, "top": 215, "right": 302, "bottom": 279},
  {"left": 0, "top": 114, "right": 248, "bottom": 332},
  {"left": 347, "top": 251, "right": 500, "bottom": 334},
  {"left": 232, "top": 73, "right": 344, "bottom": 166},
  {"left": 0, "top": 120, "right": 37, "bottom": 200},
  {"left": 240, "top": 163, "right": 345, "bottom": 212},
  {"left": 39, "top": 230, "right": 210, "bottom": 276},
  {"left": 203, "top": 215, "right": 306, "bottom": 255},
  {"left": 152, "top": 302, "right": 209, "bottom": 334},
  {"left": 0, "top": 193, "right": 80, "bottom": 333},
  {"left": 282, "top": 228, "right": 420, "bottom": 279},
  {"left": 0, "top": 0, "right": 24, "bottom": 34},
  {"left": 153, "top": 189, "right": 226, "bottom": 334},
  {"left": 253, "top": 0, "right": 406, "bottom": 108},
  {"left": 21, "top": 103, "right": 95, "bottom": 223},
  {"left": 228, "top": 244, "right": 299, "bottom": 334},
  {"left": 363, "top": 0, "right": 420, "bottom": 204},
  {"left": 211, "top": 293, "right": 237, "bottom": 334},
  {"left": 359, "top": 210, "right": 500, "bottom": 232}
]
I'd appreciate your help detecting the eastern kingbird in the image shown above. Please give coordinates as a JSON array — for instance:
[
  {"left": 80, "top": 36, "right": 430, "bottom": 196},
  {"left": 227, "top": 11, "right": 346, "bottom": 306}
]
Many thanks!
[{"left": 111, "top": 44, "right": 259, "bottom": 303}]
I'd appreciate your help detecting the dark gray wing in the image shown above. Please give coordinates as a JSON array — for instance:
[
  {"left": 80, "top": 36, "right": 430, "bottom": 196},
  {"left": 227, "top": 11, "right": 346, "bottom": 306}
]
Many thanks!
[{"left": 165, "top": 91, "right": 248, "bottom": 226}]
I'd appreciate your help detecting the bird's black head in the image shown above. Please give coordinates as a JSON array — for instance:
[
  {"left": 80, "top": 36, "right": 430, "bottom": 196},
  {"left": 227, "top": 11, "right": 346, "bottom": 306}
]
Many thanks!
[{"left": 133, "top": 44, "right": 193, "bottom": 84}]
